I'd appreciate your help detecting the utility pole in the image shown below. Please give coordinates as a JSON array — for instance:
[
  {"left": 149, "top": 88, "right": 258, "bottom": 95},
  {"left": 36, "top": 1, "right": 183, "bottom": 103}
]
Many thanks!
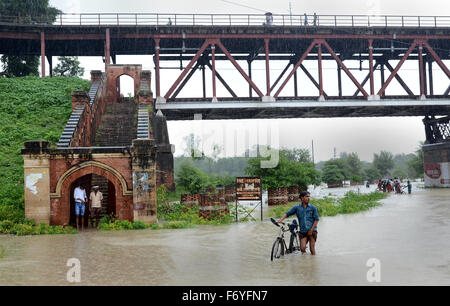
[{"left": 289, "top": 2, "right": 293, "bottom": 26}]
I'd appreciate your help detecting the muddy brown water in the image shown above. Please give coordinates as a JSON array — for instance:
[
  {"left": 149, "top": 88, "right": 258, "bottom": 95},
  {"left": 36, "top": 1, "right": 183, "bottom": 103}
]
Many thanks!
[{"left": 1, "top": 185, "right": 449, "bottom": 285}]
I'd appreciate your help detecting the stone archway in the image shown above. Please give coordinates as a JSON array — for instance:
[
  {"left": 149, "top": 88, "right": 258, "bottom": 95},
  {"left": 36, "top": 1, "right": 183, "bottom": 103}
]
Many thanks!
[
  {"left": 116, "top": 73, "right": 135, "bottom": 99},
  {"left": 68, "top": 174, "right": 117, "bottom": 228},
  {"left": 50, "top": 161, "right": 133, "bottom": 226},
  {"left": 105, "top": 64, "right": 142, "bottom": 103}
]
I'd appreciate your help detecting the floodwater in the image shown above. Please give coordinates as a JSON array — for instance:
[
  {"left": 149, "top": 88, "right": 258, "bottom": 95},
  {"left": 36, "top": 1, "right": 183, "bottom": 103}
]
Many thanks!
[{"left": 1, "top": 184, "right": 449, "bottom": 286}]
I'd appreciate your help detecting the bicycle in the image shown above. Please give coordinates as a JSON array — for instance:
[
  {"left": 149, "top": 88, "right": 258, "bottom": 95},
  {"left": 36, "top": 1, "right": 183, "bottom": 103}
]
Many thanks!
[{"left": 270, "top": 217, "right": 300, "bottom": 261}]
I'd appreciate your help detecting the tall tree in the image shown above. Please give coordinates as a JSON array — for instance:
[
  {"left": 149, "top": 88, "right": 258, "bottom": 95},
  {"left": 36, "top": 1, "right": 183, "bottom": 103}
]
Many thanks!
[
  {"left": 175, "top": 162, "right": 209, "bottom": 194},
  {"left": 321, "top": 159, "right": 350, "bottom": 184},
  {"left": 0, "top": 0, "right": 61, "bottom": 77},
  {"left": 406, "top": 142, "right": 424, "bottom": 178},
  {"left": 282, "top": 148, "right": 311, "bottom": 163},
  {"left": 373, "top": 151, "right": 395, "bottom": 177},
  {"left": 364, "top": 166, "right": 382, "bottom": 182},
  {"left": 341, "top": 152, "right": 362, "bottom": 178},
  {"left": 53, "top": 57, "right": 85, "bottom": 77},
  {"left": 0, "top": 55, "right": 39, "bottom": 77},
  {"left": 322, "top": 164, "right": 345, "bottom": 185},
  {"left": 245, "top": 149, "right": 320, "bottom": 190},
  {"left": 0, "top": 0, "right": 61, "bottom": 22}
]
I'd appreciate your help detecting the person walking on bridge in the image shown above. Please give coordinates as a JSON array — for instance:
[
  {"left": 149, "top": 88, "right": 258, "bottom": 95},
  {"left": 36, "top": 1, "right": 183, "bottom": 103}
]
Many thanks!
[{"left": 277, "top": 191, "right": 319, "bottom": 255}]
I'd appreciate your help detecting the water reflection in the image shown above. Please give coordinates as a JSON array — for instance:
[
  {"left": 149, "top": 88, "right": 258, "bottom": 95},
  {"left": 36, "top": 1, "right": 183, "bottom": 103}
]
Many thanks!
[{"left": 0, "top": 185, "right": 449, "bottom": 285}]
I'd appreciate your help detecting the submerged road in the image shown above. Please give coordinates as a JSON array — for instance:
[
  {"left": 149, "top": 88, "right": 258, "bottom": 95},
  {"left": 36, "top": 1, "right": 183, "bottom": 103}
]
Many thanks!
[{"left": 0, "top": 185, "right": 449, "bottom": 285}]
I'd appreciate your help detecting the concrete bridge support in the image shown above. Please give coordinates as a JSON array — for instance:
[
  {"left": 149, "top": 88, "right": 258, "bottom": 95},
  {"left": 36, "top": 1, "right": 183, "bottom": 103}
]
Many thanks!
[
  {"left": 423, "top": 116, "right": 450, "bottom": 187},
  {"left": 423, "top": 142, "right": 450, "bottom": 187},
  {"left": 131, "top": 139, "right": 158, "bottom": 223},
  {"left": 152, "top": 111, "right": 175, "bottom": 191}
]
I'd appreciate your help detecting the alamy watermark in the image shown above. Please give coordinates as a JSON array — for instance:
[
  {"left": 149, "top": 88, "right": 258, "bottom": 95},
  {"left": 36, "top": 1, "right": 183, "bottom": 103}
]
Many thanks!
[
  {"left": 366, "top": 258, "right": 381, "bottom": 283},
  {"left": 66, "top": 258, "right": 81, "bottom": 283}
]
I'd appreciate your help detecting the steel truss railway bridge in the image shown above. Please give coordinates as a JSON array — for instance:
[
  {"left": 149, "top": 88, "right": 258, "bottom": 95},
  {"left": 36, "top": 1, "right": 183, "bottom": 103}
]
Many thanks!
[
  {"left": 2, "top": 12, "right": 450, "bottom": 189},
  {"left": 1, "top": 12, "right": 449, "bottom": 122}
]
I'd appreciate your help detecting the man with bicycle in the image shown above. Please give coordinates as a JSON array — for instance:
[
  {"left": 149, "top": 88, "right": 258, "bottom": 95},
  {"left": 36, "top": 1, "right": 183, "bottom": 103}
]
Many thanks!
[{"left": 278, "top": 191, "right": 319, "bottom": 255}]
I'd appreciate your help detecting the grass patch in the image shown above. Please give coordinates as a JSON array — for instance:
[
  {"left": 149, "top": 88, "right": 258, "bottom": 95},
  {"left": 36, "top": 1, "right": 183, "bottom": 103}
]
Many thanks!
[
  {"left": 97, "top": 215, "right": 150, "bottom": 231},
  {"left": 0, "top": 76, "right": 90, "bottom": 224},
  {"left": 268, "top": 191, "right": 387, "bottom": 219},
  {"left": 0, "top": 219, "right": 77, "bottom": 236}
]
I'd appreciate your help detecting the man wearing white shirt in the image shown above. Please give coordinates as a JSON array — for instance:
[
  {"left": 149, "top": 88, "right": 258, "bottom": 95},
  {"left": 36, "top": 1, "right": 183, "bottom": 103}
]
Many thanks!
[{"left": 74, "top": 184, "right": 87, "bottom": 230}]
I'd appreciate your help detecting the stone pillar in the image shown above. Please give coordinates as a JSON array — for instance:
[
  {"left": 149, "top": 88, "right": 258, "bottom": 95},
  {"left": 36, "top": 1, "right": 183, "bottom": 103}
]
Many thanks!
[
  {"left": 423, "top": 142, "right": 450, "bottom": 187},
  {"left": 91, "top": 70, "right": 103, "bottom": 85},
  {"left": 21, "top": 141, "right": 51, "bottom": 224},
  {"left": 131, "top": 139, "right": 158, "bottom": 223},
  {"left": 71, "top": 90, "right": 90, "bottom": 111},
  {"left": 137, "top": 91, "right": 153, "bottom": 105},
  {"left": 138, "top": 70, "right": 153, "bottom": 105},
  {"left": 152, "top": 111, "right": 175, "bottom": 191}
]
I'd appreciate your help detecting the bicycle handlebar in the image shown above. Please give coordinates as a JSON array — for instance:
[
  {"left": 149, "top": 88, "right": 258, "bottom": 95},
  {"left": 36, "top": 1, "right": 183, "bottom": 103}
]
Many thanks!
[
  {"left": 270, "top": 217, "right": 282, "bottom": 227},
  {"left": 271, "top": 217, "right": 293, "bottom": 229}
]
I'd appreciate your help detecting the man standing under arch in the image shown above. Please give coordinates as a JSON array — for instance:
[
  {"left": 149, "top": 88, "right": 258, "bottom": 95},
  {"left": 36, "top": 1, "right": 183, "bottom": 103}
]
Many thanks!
[
  {"left": 74, "top": 184, "right": 87, "bottom": 231},
  {"left": 89, "top": 185, "right": 103, "bottom": 228}
]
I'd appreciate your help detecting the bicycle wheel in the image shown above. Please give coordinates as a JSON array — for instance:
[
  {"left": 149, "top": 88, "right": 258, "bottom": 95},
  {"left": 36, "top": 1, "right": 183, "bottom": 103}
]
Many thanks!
[
  {"left": 271, "top": 238, "right": 283, "bottom": 261},
  {"left": 288, "top": 233, "right": 300, "bottom": 253}
]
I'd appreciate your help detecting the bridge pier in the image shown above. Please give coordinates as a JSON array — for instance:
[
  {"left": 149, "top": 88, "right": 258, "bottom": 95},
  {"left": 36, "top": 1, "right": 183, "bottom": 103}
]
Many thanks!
[
  {"left": 423, "top": 142, "right": 450, "bottom": 187},
  {"left": 152, "top": 111, "right": 175, "bottom": 191},
  {"left": 423, "top": 116, "right": 450, "bottom": 187}
]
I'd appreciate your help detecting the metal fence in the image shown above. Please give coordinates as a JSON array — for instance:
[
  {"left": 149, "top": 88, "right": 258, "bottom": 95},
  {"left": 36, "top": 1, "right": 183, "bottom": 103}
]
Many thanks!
[{"left": 1, "top": 12, "right": 450, "bottom": 28}]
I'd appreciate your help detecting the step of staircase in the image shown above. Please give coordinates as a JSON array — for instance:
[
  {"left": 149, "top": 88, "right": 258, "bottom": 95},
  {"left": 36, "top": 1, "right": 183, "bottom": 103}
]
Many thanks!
[{"left": 93, "top": 99, "right": 138, "bottom": 147}]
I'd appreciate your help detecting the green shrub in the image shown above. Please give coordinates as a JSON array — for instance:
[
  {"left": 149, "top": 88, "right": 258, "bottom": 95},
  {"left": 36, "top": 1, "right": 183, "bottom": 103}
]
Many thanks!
[
  {"left": 0, "top": 219, "right": 76, "bottom": 236},
  {"left": 268, "top": 191, "right": 387, "bottom": 219},
  {"left": 149, "top": 223, "right": 162, "bottom": 230},
  {"left": 163, "top": 221, "right": 193, "bottom": 229},
  {"left": 97, "top": 215, "right": 152, "bottom": 231},
  {"left": 132, "top": 221, "right": 147, "bottom": 230},
  {"left": 11, "top": 223, "right": 35, "bottom": 236},
  {"left": 0, "top": 220, "right": 15, "bottom": 234}
]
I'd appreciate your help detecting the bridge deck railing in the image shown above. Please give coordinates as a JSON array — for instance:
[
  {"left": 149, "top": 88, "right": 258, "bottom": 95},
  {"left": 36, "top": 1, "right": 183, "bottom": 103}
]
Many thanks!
[{"left": 1, "top": 12, "right": 450, "bottom": 28}]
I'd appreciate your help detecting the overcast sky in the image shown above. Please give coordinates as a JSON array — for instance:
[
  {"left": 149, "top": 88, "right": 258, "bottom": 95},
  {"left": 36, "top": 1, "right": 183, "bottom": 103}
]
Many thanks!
[{"left": 45, "top": 0, "right": 449, "bottom": 161}]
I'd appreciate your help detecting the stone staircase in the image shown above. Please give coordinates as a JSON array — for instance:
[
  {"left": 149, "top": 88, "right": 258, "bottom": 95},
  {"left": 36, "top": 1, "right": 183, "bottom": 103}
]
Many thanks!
[{"left": 93, "top": 98, "right": 138, "bottom": 147}]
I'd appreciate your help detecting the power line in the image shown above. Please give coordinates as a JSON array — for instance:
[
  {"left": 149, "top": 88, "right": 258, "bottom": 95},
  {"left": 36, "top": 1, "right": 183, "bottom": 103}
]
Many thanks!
[{"left": 219, "top": 0, "right": 268, "bottom": 13}]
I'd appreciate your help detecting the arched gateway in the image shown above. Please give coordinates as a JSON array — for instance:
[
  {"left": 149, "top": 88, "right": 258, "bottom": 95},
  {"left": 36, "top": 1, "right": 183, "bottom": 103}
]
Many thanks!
[
  {"left": 51, "top": 161, "right": 132, "bottom": 226},
  {"left": 22, "top": 67, "right": 174, "bottom": 226}
]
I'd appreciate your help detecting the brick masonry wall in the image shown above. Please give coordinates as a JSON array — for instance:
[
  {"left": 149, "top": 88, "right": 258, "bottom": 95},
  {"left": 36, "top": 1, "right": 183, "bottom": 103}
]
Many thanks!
[
  {"left": 48, "top": 154, "right": 133, "bottom": 225},
  {"left": 198, "top": 193, "right": 230, "bottom": 219},
  {"left": 131, "top": 139, "right": 158, "bottom": 224},
  {"left": 268, "top": 187, "right": 289, "bottom": 206},
  {"left": 70, "top": 73, "right": 108, "bottom": 147}
]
